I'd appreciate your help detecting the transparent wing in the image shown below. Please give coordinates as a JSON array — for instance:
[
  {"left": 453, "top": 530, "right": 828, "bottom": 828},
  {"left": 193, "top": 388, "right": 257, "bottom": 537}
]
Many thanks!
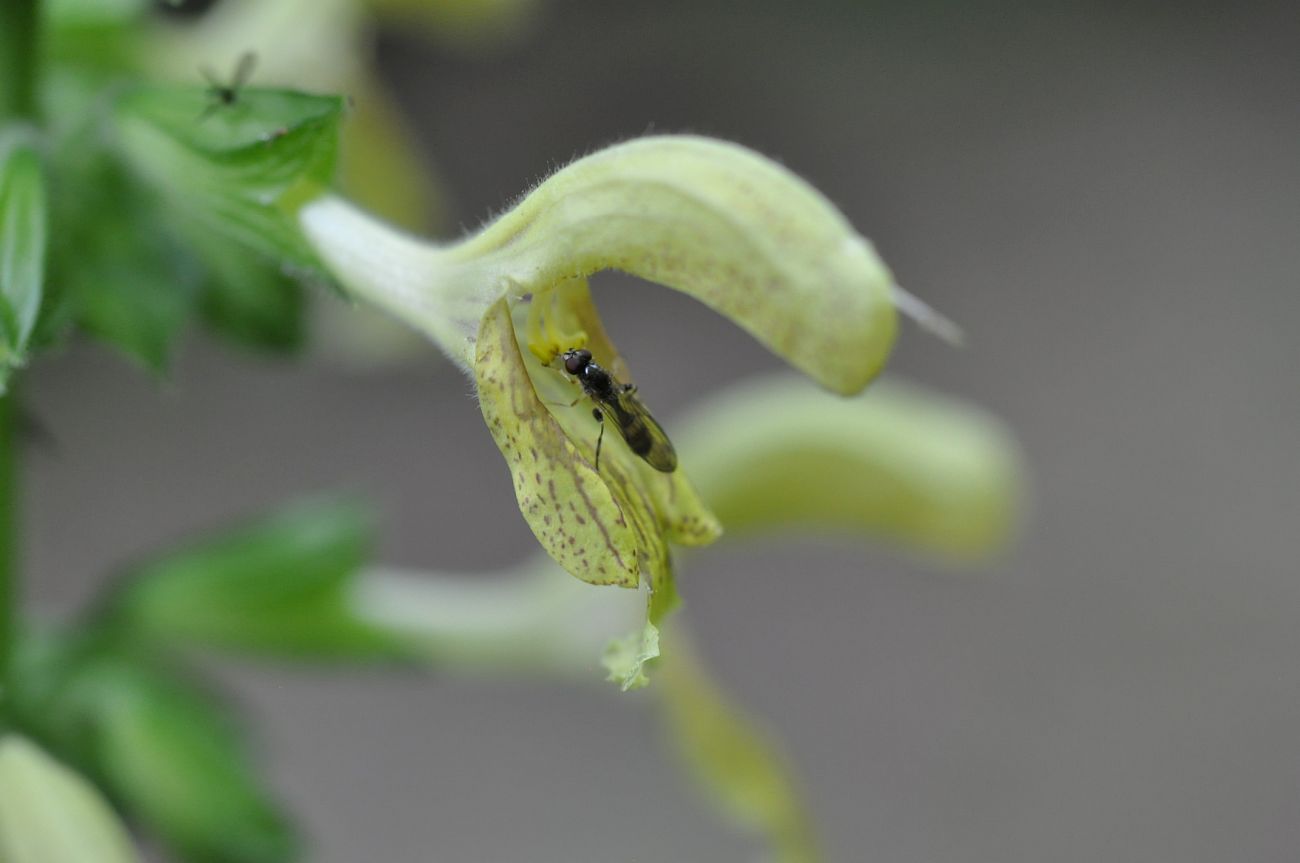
[
  {"left": 606, "top": 386, "right": 678, "bottom": 473},
  {"left": 232, "top": 51, "right": 258, "bottom": 89}
]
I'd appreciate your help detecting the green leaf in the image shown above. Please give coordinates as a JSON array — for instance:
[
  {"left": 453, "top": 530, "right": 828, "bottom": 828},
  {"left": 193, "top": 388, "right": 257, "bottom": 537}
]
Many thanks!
[
  {"left": 49, "top": 156, "right": 198, "bottom": 371},
  {"left": 46, "top": 0, "right": 150, "bottom": 72},
  {"left": 98, "top": 498, "right": 410, "bottom": 660},
  {"left": 0, "top": 735, "right": 141, "bottom": 863},
  {"left": 90, "top": 662, "right": 296, "bottom": 863},
  {"left": 0, "top": 134, "right": 47, "bottom": 390},
  {"left": 114, "top": 85, "right": 343, "bottom": 270},
  {"left": 190, "top": 227, "right": 306, "bottom": 352},
  {"left": 656, "top": 640, "right": 820, "bottom": 863},
  {"left": 7, "top": 634, "right": 295, "bottom": 863},
  {"left": 45, "top": 69, "right": 312, "bottom": 366}
]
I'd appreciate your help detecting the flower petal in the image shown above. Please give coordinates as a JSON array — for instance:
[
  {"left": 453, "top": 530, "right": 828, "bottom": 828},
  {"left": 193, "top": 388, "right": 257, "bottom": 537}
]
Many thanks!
[
  {"left": 476, "top": 297, "right": 645, "bottom": 587},
  {"left": 300, "top": 136, "right": 899, "bottom": 392},
  {"left": 520, "top": 278, "right": 722, "bottom": 547},
  {"left": 455, "top": 135, "right": 898, "bottom": 394}
]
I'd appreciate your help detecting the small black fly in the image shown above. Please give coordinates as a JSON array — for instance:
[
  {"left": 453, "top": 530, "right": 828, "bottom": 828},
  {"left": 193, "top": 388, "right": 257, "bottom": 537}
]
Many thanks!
[
  {"left": 560, "top": 348, "right": 677, "bottom": 473},
  {"left": 199, "top": 51, "right": 257, "bottom": 119}
]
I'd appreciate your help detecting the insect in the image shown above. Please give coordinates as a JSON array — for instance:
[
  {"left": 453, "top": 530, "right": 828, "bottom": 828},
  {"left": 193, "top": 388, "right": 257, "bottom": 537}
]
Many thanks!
[
  {"left": 560, "top": 348, "right": 678, "bottom": 473},
  {"left": 199, "top": 51, "right": 257, "bottom": 119}
]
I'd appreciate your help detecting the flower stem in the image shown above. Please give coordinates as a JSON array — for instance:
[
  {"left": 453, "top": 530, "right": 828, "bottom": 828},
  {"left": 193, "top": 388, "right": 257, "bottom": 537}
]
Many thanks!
[
  {"left": 0, "top": 0, "right": 40, "bottom": 123},
  {"left": 0, "top": 392, "right": 16, "bottom": 695},
  {"left": 0, "top": 0, "right": 37, "bottom": 713}
]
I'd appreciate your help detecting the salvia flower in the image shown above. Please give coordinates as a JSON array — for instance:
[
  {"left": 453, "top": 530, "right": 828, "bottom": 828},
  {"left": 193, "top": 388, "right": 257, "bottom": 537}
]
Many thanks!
[
  {"left": 295, "top": 135, "right": 903, "bottom": 681},
  {"left": 113, "top": 108, "right": 913, "bottom": 685},
  {"left": 300, "top": 136, "right": 897, "bottom": 553}
]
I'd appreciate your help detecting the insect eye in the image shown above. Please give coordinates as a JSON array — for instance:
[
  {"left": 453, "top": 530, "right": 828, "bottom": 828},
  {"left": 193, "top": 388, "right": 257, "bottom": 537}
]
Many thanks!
[{"left": 563, "top": 352, "right": 584, "bottom": 374}]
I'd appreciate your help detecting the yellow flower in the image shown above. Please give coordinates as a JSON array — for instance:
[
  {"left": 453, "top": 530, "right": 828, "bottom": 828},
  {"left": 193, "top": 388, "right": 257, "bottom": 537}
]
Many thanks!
[{"left": 299, "top": 134, "right": 905, "bottom": 684}]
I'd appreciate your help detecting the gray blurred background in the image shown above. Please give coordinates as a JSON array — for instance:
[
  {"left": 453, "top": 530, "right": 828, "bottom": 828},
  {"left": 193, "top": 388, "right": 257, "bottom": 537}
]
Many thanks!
[{"left": 25, "top": 1, "right": 1300, "bottom": 861}]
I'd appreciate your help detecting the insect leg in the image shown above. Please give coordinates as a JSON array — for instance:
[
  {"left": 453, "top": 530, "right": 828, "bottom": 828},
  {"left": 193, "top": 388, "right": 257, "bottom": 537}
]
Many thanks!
[{"left": 592, "top": 408, "right": 605, "bottom": 470}]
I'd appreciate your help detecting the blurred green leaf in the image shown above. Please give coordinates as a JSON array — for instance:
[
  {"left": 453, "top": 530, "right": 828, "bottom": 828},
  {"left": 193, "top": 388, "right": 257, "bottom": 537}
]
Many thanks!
[
  {"left": 189, "top": 226, "right": 306, "bottom": 352},
  {"left": 49, "top": 155, "right": 199, "bottom": 371},
  {"left": 0, "top": 735, "right": 142, "bottom": 863},
  {"left": 43, "top": 68, "right": 313, "bottom": 367},
  {"left": 9, "top": 636, "right": 296, "bottom": 863},
  {"left": 114, "top": 85, "right": 343, "bottom": 270},
  {"left": 49, "top": 0, "right": 149, "bottom": 29},
  {"left": 676, "top": 376, "right": 1024, "bottom": 562},
  {"left": 90, "top": 660, "right": 296, "bottom": 863},
  {"left": 99, "top": 498, "right": 412, "bottom": 660},
  {"left": 656, "top": 640, "right": 820, "bottom": 863},
  {"left": 46, "top": 0, "right": 149, "bottom": 71},
  {"left": 0, "top": 135, "right": 47, "bottom": 391}
]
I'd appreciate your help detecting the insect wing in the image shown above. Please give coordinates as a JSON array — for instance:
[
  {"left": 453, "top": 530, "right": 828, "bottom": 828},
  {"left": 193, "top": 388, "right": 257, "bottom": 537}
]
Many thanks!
[
  {"left": 605, "top": 387, "right": 678, "bottom": 472},
  {"left": 231, "top": 51, "right": 258, "bottom": 89}
]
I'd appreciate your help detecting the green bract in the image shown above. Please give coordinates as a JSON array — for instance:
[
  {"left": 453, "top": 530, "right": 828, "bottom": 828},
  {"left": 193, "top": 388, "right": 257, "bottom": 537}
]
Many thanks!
[
  {"left": 114, "top": 84, "right": 343, "bottom": 270},
  {"left": 37, "top": 81, "right": 344, "bottom": 370},
  {"left": 0, "top": 736, "right": 140, "bottom": 863},
  {"left": 0, "top": 132, "right": 46, "bottom": 392}
]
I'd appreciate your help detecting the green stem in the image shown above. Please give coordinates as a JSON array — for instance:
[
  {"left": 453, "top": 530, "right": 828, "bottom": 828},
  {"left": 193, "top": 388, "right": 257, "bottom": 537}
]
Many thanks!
[
  {"left": 0, "top": 0, "right": 36, "bottom": 720},
  {"left": 0, "top": 0, "right": 40, "bottom": 122},
  {"left": 0, "top": 392, "right": 15, "bottom": 692}
]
